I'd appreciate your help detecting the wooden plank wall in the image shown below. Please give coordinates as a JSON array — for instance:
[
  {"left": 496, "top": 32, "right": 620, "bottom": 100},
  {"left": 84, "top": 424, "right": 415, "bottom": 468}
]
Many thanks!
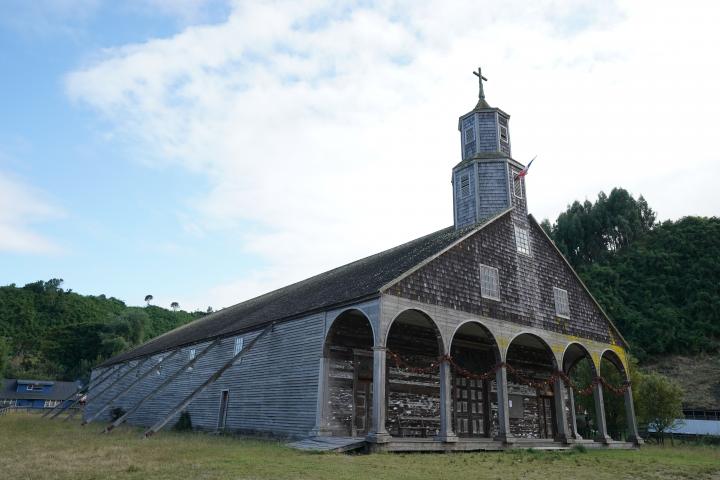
[{"left": 85, "top": 312, "right": 324, "bottom": 438}]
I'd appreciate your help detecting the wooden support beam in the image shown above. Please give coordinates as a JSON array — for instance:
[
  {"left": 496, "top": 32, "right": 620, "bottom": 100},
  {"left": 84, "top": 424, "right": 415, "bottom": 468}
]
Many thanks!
[
  {"left": 143, "top": 323, "right": 274, "bottom": 438},
  {"left": 42, "top": 365, "right": 118, "bottom": 419},
  {"left": 47, "top": 365, "right": 122, "bottom": 420},
  {"left": 55, "top": 362, "right": 137, "bottom": 421},
  {"left": 64, "top": 358, "right": 149, "bottom": 422},
  {"left": 82, "top": 350, "right": 180, "bottom": 425},
  {"left": 103, "top": 338, "right": 222, "bottom": 433}
]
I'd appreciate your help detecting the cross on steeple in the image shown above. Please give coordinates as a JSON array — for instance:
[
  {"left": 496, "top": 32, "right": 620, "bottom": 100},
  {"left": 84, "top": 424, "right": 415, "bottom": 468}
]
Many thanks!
[{"left": 473, "top": 67, "right": 487, "bottom": 100}]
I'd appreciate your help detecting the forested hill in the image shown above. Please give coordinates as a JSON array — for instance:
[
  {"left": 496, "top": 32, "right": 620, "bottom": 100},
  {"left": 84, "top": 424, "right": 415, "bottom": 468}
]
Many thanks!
[
  {"left": 0, "top": 280, "right": 204, "bottom": 381},
  {"left": 543, "top": 188, "right": 720, "bottom": 360}
]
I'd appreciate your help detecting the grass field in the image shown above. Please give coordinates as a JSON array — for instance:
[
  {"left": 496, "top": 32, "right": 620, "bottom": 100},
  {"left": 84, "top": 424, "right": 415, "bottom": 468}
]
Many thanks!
[{"left": 1, "top": 413, "right": 719, "bottom": 480}]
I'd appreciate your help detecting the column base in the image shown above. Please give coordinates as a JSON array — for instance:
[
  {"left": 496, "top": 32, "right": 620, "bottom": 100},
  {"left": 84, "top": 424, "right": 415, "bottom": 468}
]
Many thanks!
[
  {"left": 366, "top": 431, "right": 392, "bottom": 444},
  {"left": 595, "top": 435, "right": 612, "bottom": 445},
  {"left": 627, "top": 435, "right": 644, "bottom": 446},
  {"left": 435, "top": 432, "right": 459, "bottom": 443},
  {"left": 494, "top": 434, "right": 516, "bottom": 445}
]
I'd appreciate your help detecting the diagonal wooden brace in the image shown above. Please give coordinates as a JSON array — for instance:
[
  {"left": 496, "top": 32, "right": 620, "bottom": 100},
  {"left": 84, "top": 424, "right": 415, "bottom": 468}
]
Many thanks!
[
  {"left": 143, "top": 323, "right": 274, "bottom": 438},
  {"left": 103, "top": 337, "right": 222, "bottom": 433},
  {"left": 42, "top": 365, "right": 118, "bottom": 419},
  {"left": 82, "top": 350, "right": 180, "bottom": 425}
]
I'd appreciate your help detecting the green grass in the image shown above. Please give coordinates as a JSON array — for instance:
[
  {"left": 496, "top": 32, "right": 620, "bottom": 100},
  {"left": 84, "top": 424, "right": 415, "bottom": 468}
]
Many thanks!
[{"left": 1, "top": 413, "right": 719, "bottom": 480}]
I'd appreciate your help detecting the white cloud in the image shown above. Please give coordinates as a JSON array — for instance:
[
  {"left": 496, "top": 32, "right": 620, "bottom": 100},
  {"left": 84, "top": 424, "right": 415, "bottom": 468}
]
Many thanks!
[
  {"left": 65, "top": 0, "right": 720, "bottom": 309},
  {"left": 0, "top": 172, "right": 63, "bottom": 254}
]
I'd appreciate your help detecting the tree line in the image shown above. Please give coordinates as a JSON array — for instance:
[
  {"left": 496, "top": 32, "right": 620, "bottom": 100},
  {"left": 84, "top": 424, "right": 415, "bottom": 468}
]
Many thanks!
[
  {"left": 542, "top": 188, "right": 720, "bottom": 360},
  {"left": 0, "top": 279, "right": 204, "bottom": 381}
]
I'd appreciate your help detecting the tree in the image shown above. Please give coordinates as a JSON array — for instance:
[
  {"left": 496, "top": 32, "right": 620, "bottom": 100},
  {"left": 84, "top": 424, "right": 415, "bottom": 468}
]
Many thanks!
[
  {"left": 206, "top": 306, "right": 214, "bottom": 314},
  {"left": 0, "top": 337, "right": 10, "bottom": 377},
  {"left": 170, "top": 302, "right": 179, "bottom": 312},
  {"left": 635, "top": 372, "right": 684, "bottom": 443},
  {"left": 144, "top": 294, "right": 153, "bottom": 306}
]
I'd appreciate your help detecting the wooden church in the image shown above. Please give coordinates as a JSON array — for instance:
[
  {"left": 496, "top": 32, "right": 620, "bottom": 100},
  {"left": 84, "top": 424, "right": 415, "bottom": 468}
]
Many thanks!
[{"left": 82, "top": 69, "right": 642, "bottom": 451}]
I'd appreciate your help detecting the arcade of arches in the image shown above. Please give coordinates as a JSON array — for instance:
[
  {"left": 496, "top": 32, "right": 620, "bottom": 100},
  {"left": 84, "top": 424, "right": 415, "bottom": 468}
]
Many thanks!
[{"left": 316, "top": 309, "right": 641, "bottom": 446}]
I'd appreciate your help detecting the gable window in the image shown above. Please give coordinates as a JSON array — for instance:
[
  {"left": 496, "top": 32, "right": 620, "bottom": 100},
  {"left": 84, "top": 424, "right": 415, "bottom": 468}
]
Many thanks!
[
  {"left": 234, "top": 337, "right": 244, "bottom": 356},
  {"left": 479, "top": 264, "right": 500, "bottom": 301},
  {"left": 553, "top": 287, "right": 570, "bottom": 318},
  {"left": 514, "top": 225, "right": 531, "bottom": 255},
  {"left": 512, "top": 169, "right": 523, "bottom": 198},
  {"left": 460, "top": 174, "right": 471, "bottom": 198}
]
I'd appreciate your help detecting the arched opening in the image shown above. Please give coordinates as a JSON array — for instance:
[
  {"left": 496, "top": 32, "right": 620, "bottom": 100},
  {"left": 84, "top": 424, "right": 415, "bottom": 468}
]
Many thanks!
[
  {"left": 563, "top": 343, "right": 598, "bottom": 439},
  {"left": 385, "top": 309, "right": 443, "bottom": 438},
  {"left": 505, "top": 333, "right": 558, "bottom": 439},
  {"left": 600, "top": 350, "right": 629, "bottom": 441},
  {"left": 449, "top": 321, "right": 501, "bottom": 438},
  {"left": 324, "top": 309, "right": 374, "bottom": 437}
]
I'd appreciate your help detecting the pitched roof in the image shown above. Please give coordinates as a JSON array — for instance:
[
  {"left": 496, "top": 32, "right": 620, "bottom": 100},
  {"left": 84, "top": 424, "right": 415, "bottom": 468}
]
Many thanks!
[
  {"left": 100, "top": 211, "right": 511, "bottom": 367},
  {"left": 0, "top": 379, "right": 80, "bottom": 401}
]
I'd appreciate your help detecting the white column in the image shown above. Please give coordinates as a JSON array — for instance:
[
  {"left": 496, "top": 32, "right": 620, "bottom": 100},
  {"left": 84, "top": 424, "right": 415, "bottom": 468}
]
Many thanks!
[
  {"left": 310, "top": 356, "right": 332, "bottom": 437},
  {"left": 593, "top": 382, "right": 612, "bottom": 443},
  {"left": 624, "top": 386, "right": 643, "bottom": 445},
  {"left": 436, "top": 359, "right": 458, "bottom": 442},
  {"left": 553, "top": 377, "right": 570, "bottom": 443},
  {"left": 367, "top": 346, "right": 391, "bottom": 443},
  {"left": 494, "top": 365, "right": 515, "bottom": 444}
]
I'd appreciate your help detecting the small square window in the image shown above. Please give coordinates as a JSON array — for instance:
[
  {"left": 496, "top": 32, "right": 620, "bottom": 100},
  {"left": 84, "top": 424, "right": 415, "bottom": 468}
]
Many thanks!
[
  {"left": 553, "top": 287, "right": 570, "bottom": 318},
  {"left": 460, "top": 174, "right": 471, "bottom": 198},
  {"left": 479, "top": 264, "right": 500, "bottom": 301},
  {"left": 514, "top": 225, "right": 531, "bottom": 255}
]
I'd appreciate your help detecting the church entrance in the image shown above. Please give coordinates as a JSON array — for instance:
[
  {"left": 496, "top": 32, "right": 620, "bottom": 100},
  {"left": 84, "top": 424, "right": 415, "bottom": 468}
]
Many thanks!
[
  {"left": 449, "top": 321, "right": 501, "bottom": 438},
  {"left": 506, "top": 333, "right": 558, "bottom": 440},
  {"left": 324, "top": 310, "right": 374, "bottom": 437}
]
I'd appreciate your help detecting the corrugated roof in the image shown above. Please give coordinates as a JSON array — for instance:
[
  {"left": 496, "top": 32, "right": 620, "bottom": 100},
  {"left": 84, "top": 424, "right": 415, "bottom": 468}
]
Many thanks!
[
  {"left": 100, "top": 212, "right": 509, "bottom": 367},
  {"left": 0, "top": 379, "right": 80, "bottom": 401}
]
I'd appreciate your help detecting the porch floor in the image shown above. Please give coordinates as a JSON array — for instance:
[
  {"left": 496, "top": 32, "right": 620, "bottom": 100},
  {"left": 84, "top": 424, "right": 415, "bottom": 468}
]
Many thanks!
[{"left": 288, "top": 436, "right": 637, "bottom": 453}]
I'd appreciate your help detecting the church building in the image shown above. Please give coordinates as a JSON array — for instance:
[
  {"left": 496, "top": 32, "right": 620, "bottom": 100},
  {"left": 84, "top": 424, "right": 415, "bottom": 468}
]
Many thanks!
[{"left": 83, "top": 69, "right": 642, "bottom": 451}]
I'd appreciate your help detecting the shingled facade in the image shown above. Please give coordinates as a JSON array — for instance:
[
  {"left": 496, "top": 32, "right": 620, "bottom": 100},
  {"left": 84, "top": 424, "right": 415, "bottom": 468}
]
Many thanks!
[{"left": 84, "top": 71, "right": 641, "bottom": 451}]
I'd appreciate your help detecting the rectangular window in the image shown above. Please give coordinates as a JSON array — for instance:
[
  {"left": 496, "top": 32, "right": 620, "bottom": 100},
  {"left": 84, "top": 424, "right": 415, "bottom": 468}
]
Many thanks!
[
  {"left": 464, "top": 127, "right": 475, "bottom": 144},
  {"left": 187, "top": 348, "right": 196, "bottom": 371},
  {"left": 512, "top": 169, "right": 523, "bottom": 198},
  {"left": 479, "top": 264, "right": 500, "bottom": 301},
  {"left": 514, "top": 225, "right": 531, "bottom": 255},
  {"left": 553, "top": 287, "right": 570, "bottom": 318},
  {"left": 499, "top": 125, "right": 509, "bottom": 143},
  {"left": 234, "top": 337, "right": 244, "bottom": 356},
  {"left": 460, "top": 174, "right": 470, "bottom": 198}
]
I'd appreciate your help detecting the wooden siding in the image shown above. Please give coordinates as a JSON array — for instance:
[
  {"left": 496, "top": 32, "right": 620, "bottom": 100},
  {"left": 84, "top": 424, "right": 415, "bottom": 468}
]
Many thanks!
[
  {"left": 85, "top": 313, "right": 325, "bottom": 438},
  {"left": 384, "top": 212, "right": 621, "bottom": 346},
  {"left": 454, "top": 164, "right": 477, "bottom": 228},
  {"left": 477, "top": 161, "right": 510, "bottom": 220}
]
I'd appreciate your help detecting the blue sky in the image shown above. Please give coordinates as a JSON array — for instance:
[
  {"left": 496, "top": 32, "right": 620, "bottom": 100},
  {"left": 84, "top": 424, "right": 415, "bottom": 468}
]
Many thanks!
[{"left": 1, "top": 0, "right": 719, "bottom": 311}]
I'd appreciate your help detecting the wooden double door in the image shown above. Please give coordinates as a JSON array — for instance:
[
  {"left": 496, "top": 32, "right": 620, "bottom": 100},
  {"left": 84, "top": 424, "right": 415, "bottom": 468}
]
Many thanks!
[{"left": 453, "top": 376, "right": 491, "bottom": 437}]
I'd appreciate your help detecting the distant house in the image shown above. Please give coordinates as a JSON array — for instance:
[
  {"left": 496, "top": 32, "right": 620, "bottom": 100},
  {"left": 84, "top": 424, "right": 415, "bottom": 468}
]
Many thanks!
[{"left": 0, "top": 379, "right": 81, "bottom": 409}]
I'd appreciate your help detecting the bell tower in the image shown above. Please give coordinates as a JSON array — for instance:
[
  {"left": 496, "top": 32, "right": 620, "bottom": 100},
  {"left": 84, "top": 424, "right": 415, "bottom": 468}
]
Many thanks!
[{"left": 453, "top": 67, "right": 528, "bottom": 229}]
